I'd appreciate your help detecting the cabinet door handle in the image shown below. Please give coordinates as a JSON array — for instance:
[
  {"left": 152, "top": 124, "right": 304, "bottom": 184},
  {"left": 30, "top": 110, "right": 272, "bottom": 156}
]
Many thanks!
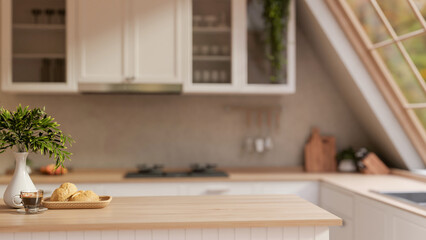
[
  {"left": 205, "top": 186, "right": 230, "bottom": 195},
  {"left": 124, "top": 76, "right": 135, "bottom": 83}
]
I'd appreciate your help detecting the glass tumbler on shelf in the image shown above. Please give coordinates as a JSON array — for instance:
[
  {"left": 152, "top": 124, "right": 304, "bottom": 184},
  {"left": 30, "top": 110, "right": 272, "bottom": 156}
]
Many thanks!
[
  {"left": 200, "top": 45, "right": 210, "bottom": 56},
  {"left": 211, "top": 70, "right": 219, "bottom": 83},
  {"left": 45, "top": 9, "right": 55, "bottom": 24},
  {"left": 31, "top": 9, "right": 42, "bottom": 24},
  {"left": 57, "top": 9, "right": 66, "bottom": 24},
  {"left": 219, "top": 70, "right": 228, "bottom": 83},
  {"left": 218, "top": 12, "right": 227, "bottom": 28},
  {"left": 202, "top": 70, "right": 211, "bottom": 83},
  {"left": 221, "top": 45, "right": 230, "bottom": 56},
  {"left": 193, "top": 15, "right": 202, "bottom": 27},
  {"left": 193, "top": 70, "right": 202, "bottom": 83},
  {"left": 193, "top": 45, "right": 200, "bottom": 55},
  {"left": 204, "top": 15, "right": 218, "bottom": 27},
  {"left": 210, "top": 45, "right": 220, "bottom": 56}
]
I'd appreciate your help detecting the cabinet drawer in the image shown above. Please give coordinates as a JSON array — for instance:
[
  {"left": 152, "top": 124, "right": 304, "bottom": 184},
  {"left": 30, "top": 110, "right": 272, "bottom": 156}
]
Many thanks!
[
  {"left": 321, "top": 184, "right": 354, "bottom": 218},
  {"left": 101, "top": 183, "right": 182, "bottom": 197},
  {"left": 253, "top": 181, "right": 319, "bottom": 204},
  {"left": 186, "top": 183, "right": 253, "bottom": 195}
]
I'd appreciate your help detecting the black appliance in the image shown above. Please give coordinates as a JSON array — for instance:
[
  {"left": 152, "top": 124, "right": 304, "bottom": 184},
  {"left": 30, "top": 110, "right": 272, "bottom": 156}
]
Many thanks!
[{"left": 125, "top": 164, "right": 228, "bottom": 178}]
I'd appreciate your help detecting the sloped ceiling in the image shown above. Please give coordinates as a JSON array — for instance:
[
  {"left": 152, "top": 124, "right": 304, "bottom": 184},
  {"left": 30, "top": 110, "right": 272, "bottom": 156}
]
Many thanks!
[{"left": 298, "top": 0, "right": 425, "bottom": 169}]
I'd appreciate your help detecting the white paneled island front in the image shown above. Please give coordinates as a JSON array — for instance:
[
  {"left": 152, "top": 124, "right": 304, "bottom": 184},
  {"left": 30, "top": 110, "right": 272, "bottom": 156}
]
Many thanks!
[{"left": 0, "top": 195, "right": 341, "bottom": 240}]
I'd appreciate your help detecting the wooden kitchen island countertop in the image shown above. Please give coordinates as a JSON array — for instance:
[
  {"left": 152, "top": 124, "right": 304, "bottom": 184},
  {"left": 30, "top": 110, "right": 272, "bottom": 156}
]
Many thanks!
[{"left": 0, "top": 195, "right": 341, "bottom": 233}]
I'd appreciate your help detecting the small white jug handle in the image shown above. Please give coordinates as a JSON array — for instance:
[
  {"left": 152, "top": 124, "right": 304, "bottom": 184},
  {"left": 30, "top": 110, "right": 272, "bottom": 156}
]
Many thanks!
[{"left": 13, "top": 195, "right": 23, "bottom": 206}]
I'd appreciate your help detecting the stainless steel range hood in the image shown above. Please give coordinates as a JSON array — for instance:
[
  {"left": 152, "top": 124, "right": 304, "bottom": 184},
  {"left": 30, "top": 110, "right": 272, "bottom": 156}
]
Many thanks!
[{"left": 78, "top": 83, "right": 182, "bottom": 94}]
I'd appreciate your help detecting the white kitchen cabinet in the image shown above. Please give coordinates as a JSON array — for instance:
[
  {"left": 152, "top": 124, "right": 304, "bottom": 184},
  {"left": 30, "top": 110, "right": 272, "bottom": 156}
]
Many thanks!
[
  {"left": 353, "top": 195, "right": 426, "bottom": 240},
  {"left": 320, "top": 184, "right": 354, "bottom": 219},
  {"left": 76, "top": 0, "right": 190, "bottom": 84},
  {"left": 31, "top": 182, "right": 184, "bottom": 197},
  {"left": 330, "top": 218, "right": 353, "bottom": 240},
  {"left": 130, "top": 0, "right": 190, "bottom": 84},
  {"left": 75, "top": 0, "right": 126, "bottom": 84},
  {"left": 0, "top": 0, "right": 77, "bottom": 93},
  {"left": 253, "top": 181, "right": 319, "bottom": 204},
  {"left": 0, "top": 181, "right": 319, "bottom": 201},
  {"left": 101, "top": 182, "right": 184, "bottom": 196},
  {"left": 183, "top": 181, "right": 318, "bottom": 204},
  {"left": 319, "top": 184, "right": 354, "bottom": 240},
  {"left": 393, "top": 214, "right": 426, "bottom": 240},
  {"left": 320, "top": 182, "right": 426, "bottom": 240},
  {"left": 185, "top": 182, "right": 254, "bottom": 195},
  {"left": 354, "top": 196, "right": 388, "bottom": 240},
  {"left": 184, "top": 0, "right": 296, "bottom": 94}
]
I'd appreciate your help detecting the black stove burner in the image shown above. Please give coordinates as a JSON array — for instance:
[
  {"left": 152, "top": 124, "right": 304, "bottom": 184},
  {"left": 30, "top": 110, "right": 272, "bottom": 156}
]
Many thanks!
[{"left": 125, "top": 164, "right": 228, "bottom": 178}]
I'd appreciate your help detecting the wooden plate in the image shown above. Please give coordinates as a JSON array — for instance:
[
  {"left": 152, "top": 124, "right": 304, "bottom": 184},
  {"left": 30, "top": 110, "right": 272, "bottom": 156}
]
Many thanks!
[{"left": 42, "top": 196, "right": 112, "bottom": 209}]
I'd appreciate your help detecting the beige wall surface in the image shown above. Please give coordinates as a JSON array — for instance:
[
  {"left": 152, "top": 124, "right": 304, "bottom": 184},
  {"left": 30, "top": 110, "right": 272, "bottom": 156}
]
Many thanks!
[{"left": 0, "top": 30, "right": 373, "bottom": 172}]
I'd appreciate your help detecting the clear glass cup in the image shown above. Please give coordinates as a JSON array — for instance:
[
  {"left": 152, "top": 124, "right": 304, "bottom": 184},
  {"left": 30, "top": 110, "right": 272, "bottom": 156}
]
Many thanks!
[{"left": 20, "top": 190, "right": 43, "bottom": 214}]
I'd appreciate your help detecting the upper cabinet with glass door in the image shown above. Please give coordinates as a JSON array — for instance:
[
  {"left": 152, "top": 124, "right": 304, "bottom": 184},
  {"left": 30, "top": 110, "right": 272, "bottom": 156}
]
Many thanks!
[
  {"left": 185, "top": 0, "right": 238, "bottom": 93},
  {"left": 243, "top": 0, "right": 295, "bottom": 94},
  {"left": 184, "top": 0, "right": 295, "bottom": 94},
  {"left": 0, "top": 0, "right": 76, "bottom": 93}
]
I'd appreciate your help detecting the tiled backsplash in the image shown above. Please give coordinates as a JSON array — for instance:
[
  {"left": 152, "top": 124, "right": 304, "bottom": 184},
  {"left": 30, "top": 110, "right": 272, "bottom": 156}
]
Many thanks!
[{"left": 0, "top": 31, "right": 372, "bottom": 172}]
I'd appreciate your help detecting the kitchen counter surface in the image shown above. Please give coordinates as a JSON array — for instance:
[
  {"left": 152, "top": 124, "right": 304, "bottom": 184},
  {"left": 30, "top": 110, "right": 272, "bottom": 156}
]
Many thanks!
[
  {"left": 321, "top": 174, "right": 426, "bottom": 217},
  {"left": 0, "top": 195, "right": 342, "bottom": 232},
  {"left": 1, "top": 168, "right": 425, "bottom": 217}
]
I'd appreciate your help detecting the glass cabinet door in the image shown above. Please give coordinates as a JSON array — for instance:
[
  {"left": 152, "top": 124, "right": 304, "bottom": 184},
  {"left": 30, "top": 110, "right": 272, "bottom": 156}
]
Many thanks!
[
  {"left": 1, "top": 0, "right": 75, "bottom": 93},
  {"left": 192, "top": 0, "right": 232, "bottom": 85},
  {"left": 244, "top": 0, "right": 295, "bottom": 93},
  {"left": 12, "top": 0, "right": 66, "bottom": 84},
  {"left": 186, "top": 0, "right": 295, "bottom": 94}
]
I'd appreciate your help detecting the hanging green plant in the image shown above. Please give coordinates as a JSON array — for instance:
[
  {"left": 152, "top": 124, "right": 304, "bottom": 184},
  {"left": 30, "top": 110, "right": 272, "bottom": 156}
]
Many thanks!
[{"left": 263, "top": 0, "right": 291, "bottom": 83}]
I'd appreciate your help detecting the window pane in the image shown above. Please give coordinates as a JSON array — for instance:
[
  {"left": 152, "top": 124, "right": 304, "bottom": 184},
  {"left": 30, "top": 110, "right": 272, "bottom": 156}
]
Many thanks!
[
  {"left": 377, "top": 0, "right": 422, "bottom": 36},
  {"left": 347, "top": 0, "right": 391, "bottom": 43},
  {"left": 413, "top": 0, "right": 426, "bottom": 19},
  {"left": 376, "top": 44, "right": 426, "bottom": 103},
  {"left": 415, "top": 108, "right": 426, "bottom": 131},
  {"left": 402, "top": 35, "right": 426, "bottom": 80}
]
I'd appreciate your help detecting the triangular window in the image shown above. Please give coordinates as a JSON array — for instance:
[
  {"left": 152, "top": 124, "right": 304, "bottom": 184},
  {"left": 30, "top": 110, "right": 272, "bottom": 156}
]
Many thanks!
[{"left": 327, "top": 0, "right": 426, "bottom": 163}]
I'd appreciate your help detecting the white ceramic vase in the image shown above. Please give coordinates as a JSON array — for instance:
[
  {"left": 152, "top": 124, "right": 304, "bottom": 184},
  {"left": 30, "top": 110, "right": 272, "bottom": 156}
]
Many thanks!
[{"left": 3, "top": 152, "right": 36, "bottom": 208}]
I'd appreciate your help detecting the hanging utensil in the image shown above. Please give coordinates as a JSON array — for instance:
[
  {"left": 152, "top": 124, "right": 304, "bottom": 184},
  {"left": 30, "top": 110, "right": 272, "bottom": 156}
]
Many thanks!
[
  {"left": 244, "top": 110, "right": 254, "bottom": 153},
  {"left": 255, "top": 111, "right": 264, "bottom": 153},
  {"left": 264, "top": 110, "right": 274, "bottom": 150}
]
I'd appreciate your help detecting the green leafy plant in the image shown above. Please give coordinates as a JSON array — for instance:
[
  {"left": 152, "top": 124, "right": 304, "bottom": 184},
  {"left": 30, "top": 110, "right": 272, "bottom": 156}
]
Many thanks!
[
  {"left": 336, "top": 147, "right": 356, "bottom": 163},
  {"left": 263, "top": 0, "right": 291, "bottom": 83},
  {"left": 0, "top": 105, "right": 74, "bottom": 168}
]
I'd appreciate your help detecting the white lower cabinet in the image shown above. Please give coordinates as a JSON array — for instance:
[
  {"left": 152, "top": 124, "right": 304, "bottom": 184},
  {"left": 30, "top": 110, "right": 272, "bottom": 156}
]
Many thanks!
[
  {"left": 253, "top": 181, "right": 319, "bottom": 204},
  {"left": 184, "top": 181, "right": 318, "bottom": 204},
  {"left": 35, "top": 182, "right": 185, "bottom": 197},
  {"left": 0, "top": 181, "right": 319, "bottom": 203},
  {"left": 320, "top": 183, "right": 426, "bottom": 240},
  {"left": 320, "top": 183, "right": 355, "bottom": 240},
  {"left": 355, "top": 196, "right": 388, "bottom": 240},
  {"left": 392, "top": 214, "right": 426, "bottom": 240},
  {"left": 184, "top": 182, "right": 253, "bottom": 196},
  {"left": 330, "top": 218, "right": 353, "bottom": 240}
]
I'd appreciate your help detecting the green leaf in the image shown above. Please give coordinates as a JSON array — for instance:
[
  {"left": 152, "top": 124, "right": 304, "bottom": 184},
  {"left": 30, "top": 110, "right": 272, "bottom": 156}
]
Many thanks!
[{"left": 0, "top": 105, "right": 75, "bottom": 166}]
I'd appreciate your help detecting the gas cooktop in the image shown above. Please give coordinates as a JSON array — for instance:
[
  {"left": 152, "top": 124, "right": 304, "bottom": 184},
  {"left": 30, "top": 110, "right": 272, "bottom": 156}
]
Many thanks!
[{"left": 125, "top": 164, "right": 228, "bottom": 178}]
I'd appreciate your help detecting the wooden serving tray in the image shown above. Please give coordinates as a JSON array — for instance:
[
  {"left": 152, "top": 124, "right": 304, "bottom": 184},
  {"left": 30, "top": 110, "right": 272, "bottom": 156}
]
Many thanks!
[{"left": 42, "top": 196, "right": 112, "bottom": 209}]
